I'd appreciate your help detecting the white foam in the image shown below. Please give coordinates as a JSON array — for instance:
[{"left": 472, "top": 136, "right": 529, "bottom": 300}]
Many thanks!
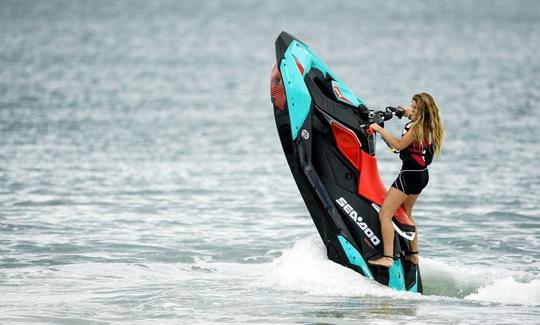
[
  {"left": 260, "top": 236, "right": 540, "bottom": 306},
  {"left": 464, "top": 278, "right": 540, "bottom": 306},
  {"left": 262, "top": 235, "right": 408, "bottom": 298},
  {"left": 419, "top": 256, "right": 539, "bottom": 303},
  {"left": 420, "top": 257, "right": 501, "bottom": 297}
]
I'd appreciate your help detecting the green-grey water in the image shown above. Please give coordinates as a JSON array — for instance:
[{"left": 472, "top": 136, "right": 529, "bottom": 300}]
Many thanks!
[{"left": 1, "top": 0, "right": 539, "bottom": 324}]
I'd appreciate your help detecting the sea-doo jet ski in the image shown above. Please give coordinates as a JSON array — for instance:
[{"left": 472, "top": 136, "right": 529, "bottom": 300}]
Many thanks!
[{"left": 270, "top": 31, "right": 422, "bottom": 293}]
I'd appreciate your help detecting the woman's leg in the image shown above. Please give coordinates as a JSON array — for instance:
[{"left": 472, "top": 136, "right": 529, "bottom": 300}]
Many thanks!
[
  {"left": 402, "top": 194, "right": 420, "bottom": 264},
  {"left": 368, "top": 187, "right": 408, "bottom": 267}
]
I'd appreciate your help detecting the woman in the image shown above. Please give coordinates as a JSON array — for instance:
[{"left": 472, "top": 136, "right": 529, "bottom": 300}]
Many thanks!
[{"left": 368, "top": 92, "right": 445, "bottom": 268}]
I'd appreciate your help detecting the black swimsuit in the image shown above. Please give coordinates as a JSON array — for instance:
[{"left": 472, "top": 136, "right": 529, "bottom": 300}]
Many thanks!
[{"left": 391, "top": 122, "right": 433, "bottom": 195}]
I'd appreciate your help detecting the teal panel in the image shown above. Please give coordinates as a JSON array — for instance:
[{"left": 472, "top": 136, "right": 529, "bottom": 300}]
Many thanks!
[
  {"left": 388, "top": 258, "right": 406, "bottom": 291},
  {"left": 280, "top": 41, "right": 312, "bottom": 140},
  {"left": 337, "top": 235, "right": 373, "bottom": 279}
]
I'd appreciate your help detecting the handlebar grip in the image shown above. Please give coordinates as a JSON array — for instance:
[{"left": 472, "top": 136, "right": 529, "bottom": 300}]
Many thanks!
[
  {"left": 366, "top": 127, "right": 375, "bottom": 135},
  {"left": 386, "top": 106, "right": 404, "bottom": 119}
]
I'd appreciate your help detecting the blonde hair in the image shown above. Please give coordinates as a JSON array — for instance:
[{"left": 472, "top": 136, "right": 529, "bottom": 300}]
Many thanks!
[{"left": 411, "top": 92, "right": 445, "bottom": 157}]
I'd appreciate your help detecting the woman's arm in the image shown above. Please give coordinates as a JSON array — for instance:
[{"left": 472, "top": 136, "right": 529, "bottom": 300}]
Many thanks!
[{"left": 369, "top": 123, "right": 415, "bottom": 151}]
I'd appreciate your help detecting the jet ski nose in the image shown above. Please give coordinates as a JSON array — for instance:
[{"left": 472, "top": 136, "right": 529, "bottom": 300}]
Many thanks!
[{"left": 270, "top": 62, "right": 286, "bottom": 111}]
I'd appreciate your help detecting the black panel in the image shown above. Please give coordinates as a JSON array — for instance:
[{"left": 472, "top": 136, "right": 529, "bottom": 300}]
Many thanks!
[
  {"left": 325, "top": 149, "right": 357, "bottom": 194},
  {"left": 336, "top": 193, "right": 382, "bottom": 260},
  {"left": 399, "top": 235, "right": 423, "bottom": 293},
  {"left": 304, "top": 70, "right": 372, "bottom": 153},
  {"left": 308, "top": 110, "right": 383, "bottom": 261},
  {"left": 371, "top": 267, "right": 390, "bottom": 286}
]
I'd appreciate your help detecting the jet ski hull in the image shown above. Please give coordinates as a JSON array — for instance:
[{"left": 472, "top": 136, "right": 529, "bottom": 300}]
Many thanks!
[{"left": 271, "top": 32, "right": 423, "bottom": 293}]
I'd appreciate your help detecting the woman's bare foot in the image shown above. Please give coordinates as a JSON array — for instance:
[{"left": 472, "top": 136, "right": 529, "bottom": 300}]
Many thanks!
[{"left": 368, "top": 256, "right": 393, "bottom": 268}]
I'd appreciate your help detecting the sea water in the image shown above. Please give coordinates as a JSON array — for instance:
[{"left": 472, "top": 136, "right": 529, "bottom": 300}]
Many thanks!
[{"left": 1, "top": 0, "right": 539, "bottom": 324}]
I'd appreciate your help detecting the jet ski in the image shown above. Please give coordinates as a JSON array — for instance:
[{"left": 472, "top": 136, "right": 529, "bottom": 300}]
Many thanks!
[{"left": 270, "top": 31, "right": 422, "bottom": 293}]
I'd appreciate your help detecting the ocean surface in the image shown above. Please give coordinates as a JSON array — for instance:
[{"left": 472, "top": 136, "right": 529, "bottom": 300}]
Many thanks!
[{"left": 1, "top": 0, "right": 539, "bottom": 324}]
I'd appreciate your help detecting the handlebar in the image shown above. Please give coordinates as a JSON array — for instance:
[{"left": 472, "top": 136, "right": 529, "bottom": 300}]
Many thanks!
[
  {"left": 356, "top": 105, "right": 403, "bottom": 156},
  {"left": 365, "top": 106, "right": 402, "bottom": 129},
  {"left": 386, "top": 106, "right": 404, "bottom": 119},
  {"left": 370, "top": 106, "right": 403, "bottom": 125}
]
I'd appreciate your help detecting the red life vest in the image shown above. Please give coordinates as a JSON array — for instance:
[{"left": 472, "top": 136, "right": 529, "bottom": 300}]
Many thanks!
[{"left": 399, "top": 122, "right": 434, "bottom": 169}]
